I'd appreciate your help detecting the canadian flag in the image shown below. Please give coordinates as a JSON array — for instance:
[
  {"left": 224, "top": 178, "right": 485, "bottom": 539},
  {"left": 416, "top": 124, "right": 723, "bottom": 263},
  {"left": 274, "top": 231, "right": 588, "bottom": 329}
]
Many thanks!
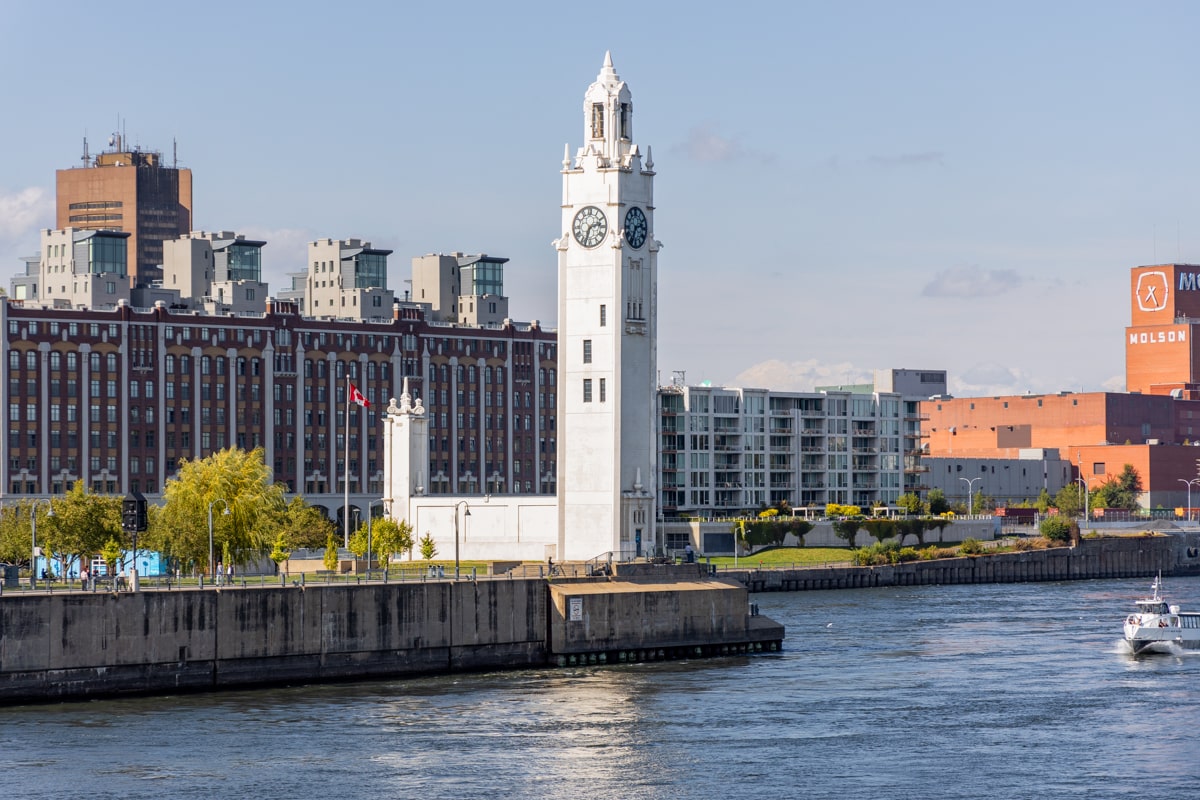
[{"left": 348, "top": 380, "right": 370, "bottom": 409}]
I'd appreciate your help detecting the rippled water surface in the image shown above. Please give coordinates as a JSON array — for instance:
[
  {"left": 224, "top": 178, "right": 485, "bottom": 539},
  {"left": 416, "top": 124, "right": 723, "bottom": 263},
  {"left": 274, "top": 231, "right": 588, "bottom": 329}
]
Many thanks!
[{"left": 4, "top": 577, "right": 1200, "bottom": 799}]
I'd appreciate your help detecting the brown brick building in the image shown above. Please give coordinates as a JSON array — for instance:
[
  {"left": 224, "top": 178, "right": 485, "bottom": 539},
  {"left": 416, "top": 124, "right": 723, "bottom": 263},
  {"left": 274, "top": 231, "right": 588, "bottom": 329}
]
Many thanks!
[
  {"left": 56, "top": 138, "right": 193, "bottom": 288},
  {"left": 1, "top": 298, "right": 557, "bottom": 528}
]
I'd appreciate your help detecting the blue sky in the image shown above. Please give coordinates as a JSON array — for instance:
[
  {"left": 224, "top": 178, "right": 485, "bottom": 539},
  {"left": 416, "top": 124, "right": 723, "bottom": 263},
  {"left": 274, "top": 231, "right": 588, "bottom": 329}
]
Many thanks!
[{"left": 2, "top": 1, "right": 1199, "bottom": 397}]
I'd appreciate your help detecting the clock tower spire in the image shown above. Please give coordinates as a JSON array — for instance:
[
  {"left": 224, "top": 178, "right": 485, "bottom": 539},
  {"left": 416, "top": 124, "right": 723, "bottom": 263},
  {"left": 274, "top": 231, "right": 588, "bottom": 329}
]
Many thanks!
[{"left": 556, "top": 53, "right": 658, "bottom": 561}]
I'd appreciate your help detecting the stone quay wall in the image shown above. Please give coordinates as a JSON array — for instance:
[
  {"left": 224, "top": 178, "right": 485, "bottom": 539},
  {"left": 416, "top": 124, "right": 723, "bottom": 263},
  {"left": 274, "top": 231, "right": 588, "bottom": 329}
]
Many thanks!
[
  {"left": 725, "top": 534, "right": 1200, "bottom": 593},
  {"left": 0, "top": 579, "right": 545, "bottom": 703},
  {"left": 0, "top": 574, "right": 784, "bottom": 704}
]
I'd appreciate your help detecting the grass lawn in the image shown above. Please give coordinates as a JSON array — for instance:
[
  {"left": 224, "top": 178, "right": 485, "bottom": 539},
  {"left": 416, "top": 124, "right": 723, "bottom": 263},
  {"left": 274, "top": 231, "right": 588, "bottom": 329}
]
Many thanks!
[{"left": 704, "top": 547, "right": 854, "bottom": 569}]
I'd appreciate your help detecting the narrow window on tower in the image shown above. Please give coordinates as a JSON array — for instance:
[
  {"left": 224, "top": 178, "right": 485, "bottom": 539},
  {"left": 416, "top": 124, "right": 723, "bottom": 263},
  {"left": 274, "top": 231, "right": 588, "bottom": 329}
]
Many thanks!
[
  {"left": 583, "top": 379, "right": 593, "bottom": 403},
  {"left": 599, "top": 304, "right": 607, "bottom": 327},
  {"left": 583, "top": 339, "right": 592, "bottom": 364},
  {"left": 591, "top": 104, "right": 604, "bottom": 138},
  {"left": 620, "top": 103, "right": 630, "bottom": 139},
  {"left": 599, "top": 378, "right": 606, "bottom": 403}
]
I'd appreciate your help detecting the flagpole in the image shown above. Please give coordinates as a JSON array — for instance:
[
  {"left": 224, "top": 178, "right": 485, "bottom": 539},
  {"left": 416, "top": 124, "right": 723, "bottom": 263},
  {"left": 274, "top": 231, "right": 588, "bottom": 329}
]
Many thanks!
[{"left": 344, "top": 375, "right": 350, "bottom": 548}]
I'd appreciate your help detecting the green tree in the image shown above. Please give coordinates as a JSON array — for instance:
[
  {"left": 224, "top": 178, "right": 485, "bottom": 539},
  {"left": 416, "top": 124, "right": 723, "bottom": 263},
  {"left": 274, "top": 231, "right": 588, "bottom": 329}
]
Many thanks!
[
  {"left": 1093, "top": 464, "right": 1143, "bottom": 511},
  {"left": 276, "top": 496, "right": 336, "bottom": 550},
  {"left": 419, "top": 532, "right": 438, "bottom": 560},
  {"left": 896, "top": 493, "right": 925, "bottom": 515},
  {"left": 927, "top": 489, "right": 950, "bottom": 515},
  {"left": 972, "top": 493, "right": 995, "bottom": 514},
  {"left": 40, "top": 481, "right": 122, "bottom": 578},
  {"left": 0, "top": 503, "right": 29, "bottom": 565},
  {"left": 150, "top": 447, "right": 286, "bottom": 569},
  {"left": 323, "top": 531, "right": 339, "bottom": 571},
  {"left": 101, "top": 537, "right": 122, "bottom": 576},
  {"left": 1053, "top": 483, "right": 1085, "bottom": 517},
  {"left": 270, "top": 532, "right": 291, "bottom": 573},
  {"left": 348, "top": 523, "right": 369, "bottom": 560},
  {"left": 1033, "top": 488, "right": 1052, "bottom": 514},
  {"left": 371, "top": 517, "right": 414, "bottom": 567},
  {"left": 832, "top": 518, "right": 862, "bottom": 548}
]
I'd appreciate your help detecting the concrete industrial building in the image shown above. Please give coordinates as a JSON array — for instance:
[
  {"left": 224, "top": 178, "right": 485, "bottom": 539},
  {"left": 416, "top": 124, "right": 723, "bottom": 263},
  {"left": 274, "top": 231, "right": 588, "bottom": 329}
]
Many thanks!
[{"left": 56, "top": 135, "right": 192, "bottom": 288}]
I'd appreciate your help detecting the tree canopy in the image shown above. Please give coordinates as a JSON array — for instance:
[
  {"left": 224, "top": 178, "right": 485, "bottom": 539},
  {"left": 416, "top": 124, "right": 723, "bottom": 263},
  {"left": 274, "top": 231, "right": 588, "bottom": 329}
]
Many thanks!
[
  {"left": 1092, "top": 464, "right": 1143, "bottom": 510},
  {"left": 40, "top": 481, "right": 122, "bottom": 575},
  {"left": 148, "top": 447, "right": 286, "bottom": 572}
]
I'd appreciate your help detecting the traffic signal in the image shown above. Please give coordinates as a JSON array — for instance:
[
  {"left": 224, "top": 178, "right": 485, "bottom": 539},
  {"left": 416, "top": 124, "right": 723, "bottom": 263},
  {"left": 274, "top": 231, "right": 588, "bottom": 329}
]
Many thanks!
[{"left": 122, "top": 492, "right": 147, "bottom": 533}]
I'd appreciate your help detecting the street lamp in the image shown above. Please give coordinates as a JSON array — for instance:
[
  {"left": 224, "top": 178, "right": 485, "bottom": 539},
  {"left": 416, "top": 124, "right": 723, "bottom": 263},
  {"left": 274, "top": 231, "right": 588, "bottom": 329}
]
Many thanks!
[
  {"left": 30, "top": 499, "right": 54, "bottom": 590},
  {"left": 1074, "top": 477, "right": 1090, "bottom": 529},
  {"left": 366, "top": 498, "right": 389, "bottom": 579},
  {"left": 454, "top": 500, "right": 471, "bottom": 580},
  {"left": 208, "top": 498, "right": 229, "bottom": 582},
  {"left": 959, "top": 477, "right": 982, "bottom": 516},
  {"left": 1179, "top": 478, "right": 1200, "bottom": 523}
]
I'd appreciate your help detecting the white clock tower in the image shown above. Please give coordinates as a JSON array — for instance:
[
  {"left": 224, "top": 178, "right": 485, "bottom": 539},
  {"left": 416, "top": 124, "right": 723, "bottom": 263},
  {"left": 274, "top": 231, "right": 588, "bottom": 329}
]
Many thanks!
[{"left": 555, "top": 52, "right": 658, "bottom": 561}]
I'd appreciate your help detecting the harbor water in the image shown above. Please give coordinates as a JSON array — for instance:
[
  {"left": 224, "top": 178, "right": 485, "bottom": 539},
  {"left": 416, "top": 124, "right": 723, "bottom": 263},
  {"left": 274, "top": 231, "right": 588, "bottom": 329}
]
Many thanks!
[{"left": 3, "top": 576, "right": 1199, "bottom": 799}]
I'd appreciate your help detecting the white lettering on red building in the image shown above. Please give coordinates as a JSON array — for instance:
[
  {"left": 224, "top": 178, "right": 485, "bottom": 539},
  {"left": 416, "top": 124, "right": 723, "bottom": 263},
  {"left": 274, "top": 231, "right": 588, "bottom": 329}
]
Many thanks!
[{"left": 1129, "top": 330, "right": 1187, "bottom": 345}]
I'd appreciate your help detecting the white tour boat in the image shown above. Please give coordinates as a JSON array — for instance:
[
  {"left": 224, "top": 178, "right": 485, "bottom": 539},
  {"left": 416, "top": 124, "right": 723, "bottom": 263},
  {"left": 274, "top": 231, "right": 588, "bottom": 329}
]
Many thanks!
[{"left": 1123, "top": 575, "right": 1200, "bottom": 655}]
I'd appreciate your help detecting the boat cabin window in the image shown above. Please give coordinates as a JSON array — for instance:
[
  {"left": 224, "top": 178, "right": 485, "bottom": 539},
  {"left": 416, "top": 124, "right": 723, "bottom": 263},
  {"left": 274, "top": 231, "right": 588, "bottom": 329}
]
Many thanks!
[{"left": 1138, "top": 601, "right": 1169, "bottom": 614}]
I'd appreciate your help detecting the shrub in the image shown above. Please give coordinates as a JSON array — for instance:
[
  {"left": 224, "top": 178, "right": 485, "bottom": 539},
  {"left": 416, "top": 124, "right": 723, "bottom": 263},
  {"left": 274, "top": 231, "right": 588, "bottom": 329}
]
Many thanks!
[
  {"left": 1040, "top": 516, "right": 1072, "bottom": 543},
  {"left": 897, "top": 547, "right": 920, "bottom": 562},
  {"left": 958, "top": 538, "right": 984, "bottom": 556}
]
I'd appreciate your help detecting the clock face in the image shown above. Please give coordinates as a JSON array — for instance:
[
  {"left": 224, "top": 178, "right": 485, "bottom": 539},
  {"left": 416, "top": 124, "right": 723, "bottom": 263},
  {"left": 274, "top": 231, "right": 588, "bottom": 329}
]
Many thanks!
[
  {"left": 572, "top": 206, "right": 608, "bottom": 248},
  {"left": 624, "top": 207, "right": 648, "bottom": 249}
]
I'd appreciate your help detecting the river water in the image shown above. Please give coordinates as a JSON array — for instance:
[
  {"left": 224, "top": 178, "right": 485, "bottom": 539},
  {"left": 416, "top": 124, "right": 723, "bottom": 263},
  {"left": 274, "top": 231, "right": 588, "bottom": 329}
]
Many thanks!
[{"left": 3, "top": 576, "right": 1199, "bottom": 799}]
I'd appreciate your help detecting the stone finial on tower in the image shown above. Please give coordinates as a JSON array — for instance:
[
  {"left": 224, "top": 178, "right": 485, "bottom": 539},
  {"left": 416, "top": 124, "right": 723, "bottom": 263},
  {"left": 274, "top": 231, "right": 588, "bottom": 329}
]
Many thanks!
[{"left": 399, "top": 377, "right": 413, "bottom": 413}]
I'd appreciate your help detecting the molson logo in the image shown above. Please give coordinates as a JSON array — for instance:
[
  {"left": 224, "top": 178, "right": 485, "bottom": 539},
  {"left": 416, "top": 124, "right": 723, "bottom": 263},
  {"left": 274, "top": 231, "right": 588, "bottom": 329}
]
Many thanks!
[
  {"left": 1128, "top": 330, "right": 1186, "bottom": 345},
  {"left": 1136, "top": 271, "right": 1169, "bottom": 312},
  {"left": 1179, "top": 272, "right": 1200, "bottom": 291}
]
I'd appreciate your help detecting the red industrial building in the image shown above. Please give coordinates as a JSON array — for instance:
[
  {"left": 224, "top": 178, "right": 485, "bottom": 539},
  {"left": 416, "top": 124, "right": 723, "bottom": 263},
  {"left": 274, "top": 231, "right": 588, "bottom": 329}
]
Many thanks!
[{"left": 924, "top": 263, "right": 1200, "bottom": 509}]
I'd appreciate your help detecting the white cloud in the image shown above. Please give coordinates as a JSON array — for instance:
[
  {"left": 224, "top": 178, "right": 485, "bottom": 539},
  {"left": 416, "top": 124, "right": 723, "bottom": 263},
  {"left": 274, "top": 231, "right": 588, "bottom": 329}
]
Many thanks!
[
  {"left": 676, "top": 123, "right": 773, "bottom": 165},
  {"left": 921, "top": 264, "right": 1023, "bottom": 298},
  {"left": 0, "top": 186, "right": 53, "bottom": 245},
  {"left": 733, "top": 358, "right": 872, "bottom": 392}
]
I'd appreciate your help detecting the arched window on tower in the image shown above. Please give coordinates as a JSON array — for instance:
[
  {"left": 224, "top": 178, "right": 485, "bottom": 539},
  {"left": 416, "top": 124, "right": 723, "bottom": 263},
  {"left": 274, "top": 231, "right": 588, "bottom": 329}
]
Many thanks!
[{"left": 591, "top": 103, "right": 604, "bottom": 138}]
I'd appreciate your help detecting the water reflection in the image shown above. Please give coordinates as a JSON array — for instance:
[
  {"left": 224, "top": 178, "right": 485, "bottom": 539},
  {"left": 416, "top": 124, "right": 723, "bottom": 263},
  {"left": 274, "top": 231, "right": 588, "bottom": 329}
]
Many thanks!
[{"left": 3, "top": 577, "right": 1200, "bottom": 799}]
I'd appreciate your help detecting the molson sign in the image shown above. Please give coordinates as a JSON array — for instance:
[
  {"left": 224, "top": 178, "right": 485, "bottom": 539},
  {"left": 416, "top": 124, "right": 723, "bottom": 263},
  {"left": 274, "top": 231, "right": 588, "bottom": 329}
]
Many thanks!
[{"left": 1128, "top": 327, "right": 1187, "bottom": 345}]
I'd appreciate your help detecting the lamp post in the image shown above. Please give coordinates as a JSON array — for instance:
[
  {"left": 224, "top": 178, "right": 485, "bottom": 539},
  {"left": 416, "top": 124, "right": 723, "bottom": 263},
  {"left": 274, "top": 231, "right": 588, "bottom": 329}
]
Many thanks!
[
  {"left": 959, "top": 477, "right": 982, "bottom": 516},
  {"left": 454, "top": 500, "right": 471, "bottom": 580},
  {"left": 1179, "top": 478, "right": 1200, "bottom": 523},
  {"left": 30, "top": 499, "right": 54, "bottom": 590},
  {"left": 366, "top": 498, "right": 388, "bottom": 579},
  {"left": 208, "top": 498, "right": 229, "bottom": 582},
  {"left": 1074, "top": 477, "right": 1090, "bottom": 529}
]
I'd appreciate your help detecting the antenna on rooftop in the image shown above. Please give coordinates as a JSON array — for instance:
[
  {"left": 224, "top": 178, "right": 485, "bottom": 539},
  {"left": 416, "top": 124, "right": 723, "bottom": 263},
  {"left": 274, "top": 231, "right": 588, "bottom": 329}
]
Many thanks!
[
  {"left": 173, "top": 137, "right": 177, "bottom": 168},
  {"left": 81, "top": 136, "right": 89, "bottom": 167}
]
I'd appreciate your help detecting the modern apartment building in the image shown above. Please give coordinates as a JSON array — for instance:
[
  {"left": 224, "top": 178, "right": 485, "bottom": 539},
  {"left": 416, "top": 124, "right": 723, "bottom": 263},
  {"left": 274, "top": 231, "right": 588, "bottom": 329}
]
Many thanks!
[
  {"left": 304, "top": 238, "right": 395, "bottom": 320},
  {"left": 411, "top": 253, "right": 510, "bottom": 326},
  {"left": 56, "top": 136, "right": 192, "bottom": 288},
  {"left": 162, "top": 231, "right": 268, "bottom": 315},
  {"left": 36, "top": 228, "right": 132, "bottom": 310},
  {"left": 658, "top": 381, "right": 904, "bottom": 518}
]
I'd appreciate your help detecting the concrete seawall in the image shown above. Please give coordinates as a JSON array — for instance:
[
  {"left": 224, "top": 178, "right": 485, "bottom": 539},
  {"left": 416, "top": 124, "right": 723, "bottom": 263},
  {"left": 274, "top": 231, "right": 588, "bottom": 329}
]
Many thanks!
[
  {"left": 726, "top": 534, "right": 1200, "bottom": 593},
  {"left": 0, "top": 573, "right": 784, "bottom": 704}
]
